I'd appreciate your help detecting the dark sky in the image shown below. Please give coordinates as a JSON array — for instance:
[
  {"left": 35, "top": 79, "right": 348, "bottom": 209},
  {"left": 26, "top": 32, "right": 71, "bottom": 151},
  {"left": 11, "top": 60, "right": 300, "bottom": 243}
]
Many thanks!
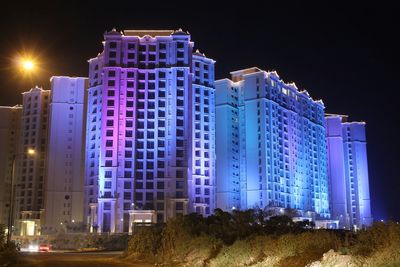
[{"left": 1, "top": 1, "right": 399, "bottom": 221}]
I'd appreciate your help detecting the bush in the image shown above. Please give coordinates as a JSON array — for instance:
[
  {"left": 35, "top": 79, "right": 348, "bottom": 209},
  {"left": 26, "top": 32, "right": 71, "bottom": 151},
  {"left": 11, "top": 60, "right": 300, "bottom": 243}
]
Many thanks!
[
  {"left": 50, "top": 232, "right": 129, "bottom": 250},
  {"left": 126, "top": 227, "right": 162, "bottom": 261},
  {"left": 209, "top": 235, "right": 270, "bottom": 267},
  {"left": 123, "top": 210, "right": 400, "bottom": 267},
  {"left": 160, "top": 216, "right": 222, "bottom": 265},
  {"left": 0, "top": 224, "right": 18, "bottom": 266},
  {"left": 352, "top": 222, "right": 400, "bottom": 266}
]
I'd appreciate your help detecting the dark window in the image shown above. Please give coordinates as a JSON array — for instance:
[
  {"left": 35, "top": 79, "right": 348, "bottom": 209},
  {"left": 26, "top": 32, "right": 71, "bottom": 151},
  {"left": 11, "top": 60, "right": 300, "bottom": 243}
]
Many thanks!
[
  {"left": 106, "top": 140, "right": 113, "bottom": 147},
  {"left": 177, "top": 42, "right": 184, "bottom": 49},
  {"left": 176, "top": 202, "right": 183, "bottom": 210}
]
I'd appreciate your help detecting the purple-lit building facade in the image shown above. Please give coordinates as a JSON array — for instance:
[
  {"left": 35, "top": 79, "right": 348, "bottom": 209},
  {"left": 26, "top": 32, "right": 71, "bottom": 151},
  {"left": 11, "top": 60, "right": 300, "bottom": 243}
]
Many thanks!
[
  {"left": 326, "top": 114, "right": 372, "bottom": 228},
  {"left": 84, "top": 29, "right": 216, "bottom": 233}
]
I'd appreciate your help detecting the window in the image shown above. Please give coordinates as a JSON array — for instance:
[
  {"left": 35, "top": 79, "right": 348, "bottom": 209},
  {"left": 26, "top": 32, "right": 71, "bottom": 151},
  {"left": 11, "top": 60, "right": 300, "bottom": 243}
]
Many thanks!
[
  {"left": 177, "top": 42, "right": 184, "bottom": 49},
  {"left": 176, "top": 202, "right": 183, "bottom": 210},
  {"left": 105, "top": 181, "right": 112, "bottom": 189},
  {"left": 176, "top": 181, "right": 184, "bottom": 189},
  {"left": 105, "top": 160, "right": 112, "bottom": 167},
  {"left": 104, "top": 202, "right": 111, "bottom": 210},
  {"left": 124, "top": 192, "right": 131, "bottom": 200},
  {"left": 109, "top": 42, "right": 117, "bottom": 48},
  {"left": 128, "top": 43, "right": 135, "bottom": 50},
  {"left": 108, "top": 80, "right": 115, "bottom": 86},
  {"left": 124, "top": 182, "right": 131, "bottom": 189}
]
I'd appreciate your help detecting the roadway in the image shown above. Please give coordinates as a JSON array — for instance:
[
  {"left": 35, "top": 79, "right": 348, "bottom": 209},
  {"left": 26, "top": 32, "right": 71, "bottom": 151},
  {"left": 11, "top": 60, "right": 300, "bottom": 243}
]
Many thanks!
[{"left": 14, "top": 251, "right": 153, "bottom": 267}]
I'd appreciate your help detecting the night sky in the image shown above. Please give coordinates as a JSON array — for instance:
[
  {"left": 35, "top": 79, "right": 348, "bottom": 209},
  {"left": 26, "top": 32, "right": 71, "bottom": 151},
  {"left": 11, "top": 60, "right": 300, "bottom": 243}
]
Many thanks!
[{"left": 1, "top": 1, "right": 398, "bottom": 221}]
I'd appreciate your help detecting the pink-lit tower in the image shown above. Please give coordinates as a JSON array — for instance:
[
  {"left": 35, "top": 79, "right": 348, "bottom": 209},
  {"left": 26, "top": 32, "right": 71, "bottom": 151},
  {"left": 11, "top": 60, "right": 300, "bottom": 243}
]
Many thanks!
[{"left": 84, "top": 29, "right": 216, "bottom": 233}]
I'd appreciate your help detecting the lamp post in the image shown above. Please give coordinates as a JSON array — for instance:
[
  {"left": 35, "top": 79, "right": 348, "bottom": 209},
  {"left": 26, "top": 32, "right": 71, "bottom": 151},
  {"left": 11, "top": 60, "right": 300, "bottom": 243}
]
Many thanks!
[{"left": 7, "top": 148, "right": 35, "bottom": 244}]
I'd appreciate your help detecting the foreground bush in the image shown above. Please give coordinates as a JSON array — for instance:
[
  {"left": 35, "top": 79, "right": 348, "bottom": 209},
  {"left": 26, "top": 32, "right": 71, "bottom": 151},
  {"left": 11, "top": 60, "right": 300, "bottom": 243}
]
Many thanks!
[
  {"left": 209, "top": 235, "right": 270, "bottom": 267},
  {"left": 51, "top": 232, "right": 129, "bottom": 250},
  {"left": 126, "top": 227, "right": 162, "bottom": 261},
  {"left": 352, "top": 221, "right": 400, "bottom": 267},
  {"left": 124, "top": 211, "right": 400, "bottom": 267},
  {"left": 0, "top": 224, "right": 18, "bottom": 266}
]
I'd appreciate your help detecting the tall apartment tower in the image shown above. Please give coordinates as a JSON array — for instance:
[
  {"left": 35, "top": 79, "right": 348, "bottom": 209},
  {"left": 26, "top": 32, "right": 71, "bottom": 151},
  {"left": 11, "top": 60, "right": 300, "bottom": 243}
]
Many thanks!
[
  {"left": 84, "top": 29, "right": 215, "bottom": 233},
  {"left": 326, "top": 114, "right": 372, "bottom": 228},
  {"left": 0, "top": 105, "right": 22, "bottom": 228},
  {"left": 16, "top": 86, "right": 50, "bottom": 236},
  {"left": 43, "top": 77, "right": 88, "bottom": 233},
  {"left": 215, "top": 67, "right": 330, "bottom": 218}
]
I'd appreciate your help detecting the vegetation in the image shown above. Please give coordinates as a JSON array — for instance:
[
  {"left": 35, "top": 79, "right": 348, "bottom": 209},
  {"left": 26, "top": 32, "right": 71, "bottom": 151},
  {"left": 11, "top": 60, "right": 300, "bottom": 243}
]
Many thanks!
[
  {"left": 124, "top": 209, "right": 400, "bottom": 267},
  {"left": 50, "top": 232, "right": 129, "bottom": 251},
  {"left": 0, "top": 224, "right": 18, "bottom": 266}
]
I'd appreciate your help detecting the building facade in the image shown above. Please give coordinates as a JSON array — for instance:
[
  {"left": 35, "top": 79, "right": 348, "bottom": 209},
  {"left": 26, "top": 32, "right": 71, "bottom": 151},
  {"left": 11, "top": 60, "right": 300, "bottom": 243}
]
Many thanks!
[
  {"left": 16, "top": 87, "right": 50, "bottom": 236},
  {"left": 43, "top": 76, "right": 88, "bottom": 233},
  {"left": 84, "top": 29, "right": 216, "bottom": 233},
  {"left": 0, "top": 105, "right": 22, "bottom": 229},
  {"left": 215, "top": 67, "right": 330, "bottom": 218},
  {"left": 326, "top": 114, "right": 372, "bottom": 228}
]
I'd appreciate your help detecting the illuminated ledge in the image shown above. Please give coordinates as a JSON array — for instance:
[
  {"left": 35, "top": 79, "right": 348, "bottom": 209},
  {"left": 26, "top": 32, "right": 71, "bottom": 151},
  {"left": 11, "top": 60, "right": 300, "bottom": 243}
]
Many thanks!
[
  {"left": 124, "top": 30, "right": 174, "bottom": 37},
  {"left": 128, "top": 209, "right": 157, "bottom": 223}
]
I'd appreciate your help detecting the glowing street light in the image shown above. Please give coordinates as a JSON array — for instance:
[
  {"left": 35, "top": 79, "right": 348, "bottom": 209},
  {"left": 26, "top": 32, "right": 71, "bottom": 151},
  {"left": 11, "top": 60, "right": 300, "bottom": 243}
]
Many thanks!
[
  {"left": 19, "top": 58, "right": 36, "bottom": 72},
  {"left": 27, "top": 148, "right": 36, "bottom": 155},
  {"left": 22, "top": 60, "right": 34, "bottom": 70}
]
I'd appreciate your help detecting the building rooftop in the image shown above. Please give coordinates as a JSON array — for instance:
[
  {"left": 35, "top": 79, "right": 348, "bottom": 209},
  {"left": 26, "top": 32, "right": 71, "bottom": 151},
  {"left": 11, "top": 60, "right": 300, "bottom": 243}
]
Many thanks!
[{"left": 123, "top": 30, "right": 175, "bottom": 37}]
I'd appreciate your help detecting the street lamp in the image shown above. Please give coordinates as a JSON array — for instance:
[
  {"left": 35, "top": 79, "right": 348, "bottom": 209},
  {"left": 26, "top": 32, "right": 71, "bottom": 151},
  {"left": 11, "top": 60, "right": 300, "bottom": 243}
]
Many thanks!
[
  {"left": 19, "top": 57, "right": 36, "bottom": 73},
  {"left": 7, "top": 148, "right": 36, "bottom": 244}
]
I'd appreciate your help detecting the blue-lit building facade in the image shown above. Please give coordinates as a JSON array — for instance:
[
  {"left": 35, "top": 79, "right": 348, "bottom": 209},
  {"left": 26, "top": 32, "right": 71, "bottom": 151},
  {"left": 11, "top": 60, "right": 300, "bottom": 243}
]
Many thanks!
[
  {"left": 215, "top": 67, "right": 330, "bottom": 218},
  {"left": 326, "top": 114, "right": 372, "bottom": 228},
  {"left": 84, "top": 29, "right": 216, "bottom": 233}
]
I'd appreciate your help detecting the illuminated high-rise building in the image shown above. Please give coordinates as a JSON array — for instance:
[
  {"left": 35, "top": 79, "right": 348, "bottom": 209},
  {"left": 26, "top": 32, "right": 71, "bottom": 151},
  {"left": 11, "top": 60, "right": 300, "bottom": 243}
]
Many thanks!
[
  {"left": 215, "top": 67, "right": 330, "bottom": 218},
  {"left": 326, "top": 114, "right": 372, "bottom": 228},
  {"left": 16, "top": 86, "right": 50, "bottom": 236},
  {"left": 43, "top": 76, "right": 88, "bottom": 233},
  {"left": 84, "top": 29, "right": 215, "bottom": 233},
  {"left": 0, "top": 105, "right": 22, "bottom": 228}
]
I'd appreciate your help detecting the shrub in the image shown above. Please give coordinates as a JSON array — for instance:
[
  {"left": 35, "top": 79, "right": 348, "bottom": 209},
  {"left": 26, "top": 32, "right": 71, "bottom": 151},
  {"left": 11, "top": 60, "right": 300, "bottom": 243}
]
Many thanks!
[
  {"left": 160, "top": 216, "right": 222, "bottom": 265},
  {"left": 353, "top": 222, "right": 400, "bottom": 267},
  {"left": 126, "top": 227, "right": 162, "bottom": 261},
  {"left": 209, "top": 235, "right": 270, "bottom": 267},
  {"left": 0, "top": 224, "right": 18, "bottom": 266}
]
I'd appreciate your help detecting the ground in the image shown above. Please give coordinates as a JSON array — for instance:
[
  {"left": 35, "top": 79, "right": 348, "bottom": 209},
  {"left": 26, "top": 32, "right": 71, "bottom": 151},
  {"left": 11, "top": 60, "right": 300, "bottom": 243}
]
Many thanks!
[{"left": 14, "top": 251, "right": 153, "bottom": 267}]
